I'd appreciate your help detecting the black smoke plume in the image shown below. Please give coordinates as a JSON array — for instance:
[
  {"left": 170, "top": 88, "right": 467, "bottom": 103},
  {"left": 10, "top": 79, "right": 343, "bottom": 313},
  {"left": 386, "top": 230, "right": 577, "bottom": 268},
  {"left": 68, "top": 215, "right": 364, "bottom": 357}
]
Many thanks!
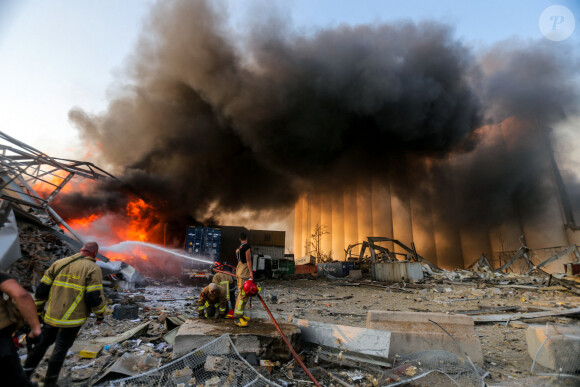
[{"left": 64, "top": 0, "right": 579, "bottom": 244}]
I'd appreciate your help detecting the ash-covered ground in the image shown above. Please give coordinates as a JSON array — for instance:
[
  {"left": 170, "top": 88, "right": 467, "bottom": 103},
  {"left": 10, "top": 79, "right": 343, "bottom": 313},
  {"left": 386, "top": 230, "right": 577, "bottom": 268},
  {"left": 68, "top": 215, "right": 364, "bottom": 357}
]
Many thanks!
[{"left": 21, "top": 277, "right": 580, "bottom": 386}]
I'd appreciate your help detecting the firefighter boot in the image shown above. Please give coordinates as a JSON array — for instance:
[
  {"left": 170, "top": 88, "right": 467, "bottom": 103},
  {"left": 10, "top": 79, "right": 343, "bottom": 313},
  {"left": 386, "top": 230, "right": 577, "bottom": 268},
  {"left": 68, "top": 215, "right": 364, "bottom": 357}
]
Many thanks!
[{"left": 234, "top": 317, "right": 249, "bottom": 327}]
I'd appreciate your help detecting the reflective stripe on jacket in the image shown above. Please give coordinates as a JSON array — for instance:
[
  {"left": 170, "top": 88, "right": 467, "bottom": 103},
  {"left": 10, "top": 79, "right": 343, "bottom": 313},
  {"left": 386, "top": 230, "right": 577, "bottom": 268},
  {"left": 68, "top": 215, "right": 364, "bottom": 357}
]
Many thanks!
[
  {"left": 35, "top": 253, "right": 106, "bottom": 328},
  {"left": 212, "top": 273, "right": 234, "bottom": 300}
]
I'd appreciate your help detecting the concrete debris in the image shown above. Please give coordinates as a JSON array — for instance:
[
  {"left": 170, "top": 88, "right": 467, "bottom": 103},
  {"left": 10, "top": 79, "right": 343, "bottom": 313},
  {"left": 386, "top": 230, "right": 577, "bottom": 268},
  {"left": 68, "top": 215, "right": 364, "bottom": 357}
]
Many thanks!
[
  {"left": 4, "top": 203, "right": 580, "bottom": 387},
  {"left": 173, "top": 318, "right": 301, "bottom": 360},
  {"left": 526, "top": 323, "right": 580, "bottom": 373},
  {"left": 471, "top": 306, "right": 580, "bottom": 323},
  {"left": 6, "top": 223, "right": 75, "bottom": 290},
  {"left": 95, "top": 352, "right": 160, "bottom": 384},
  {"left": 295, "top": 318, "right": 390, "bottom": 358},
  {"left": 205, "top": 355, "right": 246, "bottom": 375},
  {"left": 366, "top": 310, "right": 484, "bottom": 365}
]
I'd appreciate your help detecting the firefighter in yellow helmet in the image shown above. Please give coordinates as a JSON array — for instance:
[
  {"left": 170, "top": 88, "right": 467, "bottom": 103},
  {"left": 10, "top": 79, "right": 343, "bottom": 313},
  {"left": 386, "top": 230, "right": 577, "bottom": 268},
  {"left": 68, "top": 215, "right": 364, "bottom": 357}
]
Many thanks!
[
  {"left": 24, "top": 242, "right": 106, "bottom": 387},
  {"left": 197, "top": 283, "right": 228, "bottom": 318}
]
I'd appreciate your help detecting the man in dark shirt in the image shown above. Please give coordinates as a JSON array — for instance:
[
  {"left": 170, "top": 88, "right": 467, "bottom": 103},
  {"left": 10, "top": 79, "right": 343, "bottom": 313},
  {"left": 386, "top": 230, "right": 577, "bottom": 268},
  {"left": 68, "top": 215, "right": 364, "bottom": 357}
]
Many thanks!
[
  {"left": 0, "top": 271, "right": 41, "bottom": 387},
  {"left": 234, "top": 232, "right": 253, "bottom": 326}
]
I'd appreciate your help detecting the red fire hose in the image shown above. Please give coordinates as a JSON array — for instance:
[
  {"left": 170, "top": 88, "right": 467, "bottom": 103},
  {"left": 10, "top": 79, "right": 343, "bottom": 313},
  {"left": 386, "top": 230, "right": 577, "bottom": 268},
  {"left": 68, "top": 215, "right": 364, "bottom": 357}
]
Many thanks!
[{"left": 212, "top": 268, "right": 321, "bottom": 386}]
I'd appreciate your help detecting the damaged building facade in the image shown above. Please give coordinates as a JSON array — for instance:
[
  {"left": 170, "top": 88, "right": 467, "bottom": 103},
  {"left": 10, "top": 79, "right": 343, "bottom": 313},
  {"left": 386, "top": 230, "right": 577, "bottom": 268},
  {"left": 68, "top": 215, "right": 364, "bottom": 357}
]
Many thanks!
[{"left": 294, "top": 118, "right": 580, "bottom": 270}]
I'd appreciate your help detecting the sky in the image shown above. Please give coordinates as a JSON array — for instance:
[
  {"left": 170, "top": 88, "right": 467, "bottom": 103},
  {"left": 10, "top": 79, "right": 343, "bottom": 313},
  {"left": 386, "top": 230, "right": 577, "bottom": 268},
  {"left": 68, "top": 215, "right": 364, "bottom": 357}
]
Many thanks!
[{"left": 0, "top": 0, "right": 578, "bottom": 160}]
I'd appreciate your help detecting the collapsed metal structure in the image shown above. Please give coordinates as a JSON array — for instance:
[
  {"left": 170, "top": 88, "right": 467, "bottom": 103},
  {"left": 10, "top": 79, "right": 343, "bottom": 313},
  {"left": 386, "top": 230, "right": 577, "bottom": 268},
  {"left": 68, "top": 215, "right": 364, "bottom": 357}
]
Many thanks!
[{"left": 0, "top": 130, "right": 115, "bottom": 252}]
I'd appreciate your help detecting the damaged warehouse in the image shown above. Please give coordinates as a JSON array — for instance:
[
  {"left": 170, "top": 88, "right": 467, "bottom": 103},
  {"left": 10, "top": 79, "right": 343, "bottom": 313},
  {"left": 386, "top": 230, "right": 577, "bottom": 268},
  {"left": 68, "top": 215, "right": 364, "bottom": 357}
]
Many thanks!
[
  {"left": 1, "top": 129, "right": 580, "bottom": 386},
  {"left": 1, "top": 0, "right": 580, "bottom": 386}
]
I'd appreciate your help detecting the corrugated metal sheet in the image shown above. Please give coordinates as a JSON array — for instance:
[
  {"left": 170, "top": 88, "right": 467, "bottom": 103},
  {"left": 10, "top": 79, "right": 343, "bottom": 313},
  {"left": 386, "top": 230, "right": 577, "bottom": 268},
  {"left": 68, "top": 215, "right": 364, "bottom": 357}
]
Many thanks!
[
  {"left": 253, "top": 245, "right": 284, "bottom": 260},
  {"left": 374, "top": 261, "right": 424, "bottom": 282},
  {"left": 249, "top": 229, "right": 285, "bottom": 247}
]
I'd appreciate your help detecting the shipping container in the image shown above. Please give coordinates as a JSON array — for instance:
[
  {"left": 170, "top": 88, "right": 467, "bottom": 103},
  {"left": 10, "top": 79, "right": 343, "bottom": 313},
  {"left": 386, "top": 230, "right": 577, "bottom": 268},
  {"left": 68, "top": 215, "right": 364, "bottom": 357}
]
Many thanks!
[
  {"left": 249, "top": 229, "right": 285, "bottom": 247},
  {"left": 183, "top": 225, "right": 286, "bottom": 276},
  {"left": 317, "top": 261, "right": 355, "bottom": 277},
  {"left": 295, "top": 264, "right": 317, "bottom": 274}
]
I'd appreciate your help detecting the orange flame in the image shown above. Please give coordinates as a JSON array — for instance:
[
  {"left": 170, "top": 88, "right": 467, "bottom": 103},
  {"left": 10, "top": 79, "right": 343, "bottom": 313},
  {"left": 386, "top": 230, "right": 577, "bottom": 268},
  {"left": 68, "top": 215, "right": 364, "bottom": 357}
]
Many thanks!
[{"left": 31, "top": 171, "right": 73, "bottom": 198}]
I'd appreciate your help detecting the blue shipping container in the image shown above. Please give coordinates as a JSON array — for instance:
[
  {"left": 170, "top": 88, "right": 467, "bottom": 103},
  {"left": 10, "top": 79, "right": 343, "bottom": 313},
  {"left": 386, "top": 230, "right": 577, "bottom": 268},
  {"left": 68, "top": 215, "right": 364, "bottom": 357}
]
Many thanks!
[
  {"left": 317, "top": 261, "right": 355, "bottom": 277},
  {"left": 185, "top": 226, "right": 222, "bottom": 261}
]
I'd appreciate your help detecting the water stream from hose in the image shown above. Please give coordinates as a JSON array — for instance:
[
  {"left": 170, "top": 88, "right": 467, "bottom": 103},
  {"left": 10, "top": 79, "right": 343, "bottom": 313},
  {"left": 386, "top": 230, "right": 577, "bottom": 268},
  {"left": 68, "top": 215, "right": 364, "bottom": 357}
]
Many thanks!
[{"left": 103, "top": 240, "right": 214, "bottom": 264}]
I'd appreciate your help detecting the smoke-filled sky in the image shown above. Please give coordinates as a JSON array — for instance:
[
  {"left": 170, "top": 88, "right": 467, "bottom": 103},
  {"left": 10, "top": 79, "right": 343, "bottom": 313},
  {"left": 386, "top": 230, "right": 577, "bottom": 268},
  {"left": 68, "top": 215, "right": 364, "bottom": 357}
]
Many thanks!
[{"left": 1, "top": 0, "right": 579, "bottom": 246}]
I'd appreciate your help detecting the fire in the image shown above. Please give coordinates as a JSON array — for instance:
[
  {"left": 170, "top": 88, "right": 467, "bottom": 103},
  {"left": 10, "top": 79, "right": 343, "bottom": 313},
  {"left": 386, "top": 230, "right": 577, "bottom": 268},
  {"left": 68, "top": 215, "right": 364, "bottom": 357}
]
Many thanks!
[
  {"left": 63, "top": 195, "right": 158, "bottom": 245},
  {"left": 68, "top": 214, "right": 100, "bottom": 228},
  {"left": 59, "top": 189, "right": 171, "bottom": 276},
  {"left": 31, "top": 171, "right": 74, "bottom": 198},
  {"left": 125, "top": 198, "right": 152, "bottom": 242}
]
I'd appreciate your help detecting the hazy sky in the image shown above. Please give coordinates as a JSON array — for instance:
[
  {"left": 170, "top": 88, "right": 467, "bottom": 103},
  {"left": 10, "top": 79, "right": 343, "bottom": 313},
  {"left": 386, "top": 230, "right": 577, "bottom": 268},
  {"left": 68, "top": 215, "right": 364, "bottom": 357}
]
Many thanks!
[{"left": 0, "top": 0, "right": 578, "bottom": 160}]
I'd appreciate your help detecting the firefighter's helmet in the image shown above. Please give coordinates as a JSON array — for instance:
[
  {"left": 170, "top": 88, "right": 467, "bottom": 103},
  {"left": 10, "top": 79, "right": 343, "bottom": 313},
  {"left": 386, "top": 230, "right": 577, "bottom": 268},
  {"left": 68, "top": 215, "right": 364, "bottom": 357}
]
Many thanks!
[{"left": 243, "top": 279, "right": 259, "bottom": 296}]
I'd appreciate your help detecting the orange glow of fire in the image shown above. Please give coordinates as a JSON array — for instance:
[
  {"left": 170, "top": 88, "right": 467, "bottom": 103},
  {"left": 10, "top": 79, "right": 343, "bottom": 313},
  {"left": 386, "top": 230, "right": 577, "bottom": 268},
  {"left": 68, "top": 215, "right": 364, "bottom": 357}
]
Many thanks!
[
  {"left": 68, "top": 214, "right": 100, "bottom": 228},
  {"left": 125, "top": 198, "right": 152, "bottom": 242},
  {"left": 63, "top": 193, "right": 166, "bottom": 275},
  {"left": 31, "top": 171, "right": 73, "bottom": 198},
  {"left": 64, "top": 195, "right": 158, "bottom": 245}
]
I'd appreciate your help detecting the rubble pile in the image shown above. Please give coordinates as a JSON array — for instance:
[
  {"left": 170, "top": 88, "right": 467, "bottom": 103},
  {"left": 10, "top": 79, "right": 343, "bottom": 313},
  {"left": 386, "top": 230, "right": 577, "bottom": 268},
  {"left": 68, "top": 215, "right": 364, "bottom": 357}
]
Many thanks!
[{"left": 7, "top": 223, "right": 74, "bottom": 291}]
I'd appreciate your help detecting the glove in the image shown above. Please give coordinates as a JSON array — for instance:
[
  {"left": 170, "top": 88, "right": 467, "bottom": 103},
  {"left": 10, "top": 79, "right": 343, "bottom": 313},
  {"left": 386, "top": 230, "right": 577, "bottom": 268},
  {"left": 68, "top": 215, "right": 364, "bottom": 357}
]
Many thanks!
[
  {"left": 96, "top": 317, "right": 105, "bottom": 325},
  {"left": 198, "top": 312, "right": 206, "bottom": 319}
]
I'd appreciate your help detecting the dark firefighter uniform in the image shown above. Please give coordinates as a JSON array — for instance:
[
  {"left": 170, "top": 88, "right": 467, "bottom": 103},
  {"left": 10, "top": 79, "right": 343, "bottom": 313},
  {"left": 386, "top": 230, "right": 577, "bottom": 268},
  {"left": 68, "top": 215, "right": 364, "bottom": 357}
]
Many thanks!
[
  {"left": 198, "top": 283, "right": 228, "bottom": 318},
  {"left": 24, "top": 251, "right": 106, "bottom": 386},
  {"left": 212, "top": 272, "right": 235, "bottom": 310}
]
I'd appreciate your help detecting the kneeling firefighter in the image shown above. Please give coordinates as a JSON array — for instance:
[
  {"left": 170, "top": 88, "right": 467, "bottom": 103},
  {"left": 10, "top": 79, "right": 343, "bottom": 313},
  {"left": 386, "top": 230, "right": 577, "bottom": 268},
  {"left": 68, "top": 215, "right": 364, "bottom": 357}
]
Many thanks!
[
  {"left": 211, "top": 264, "right": 236, "bottom": 317},
  {"left": 197, "top": 283, "right": 228, "bottom": 319}
]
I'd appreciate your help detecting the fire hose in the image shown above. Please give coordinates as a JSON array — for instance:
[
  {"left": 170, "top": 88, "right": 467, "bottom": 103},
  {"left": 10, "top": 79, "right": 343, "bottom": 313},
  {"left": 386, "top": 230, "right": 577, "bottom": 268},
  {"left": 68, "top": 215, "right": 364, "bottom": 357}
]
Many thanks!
[{"left": 212, "top": 268, "right": 321, "bottom": 387}]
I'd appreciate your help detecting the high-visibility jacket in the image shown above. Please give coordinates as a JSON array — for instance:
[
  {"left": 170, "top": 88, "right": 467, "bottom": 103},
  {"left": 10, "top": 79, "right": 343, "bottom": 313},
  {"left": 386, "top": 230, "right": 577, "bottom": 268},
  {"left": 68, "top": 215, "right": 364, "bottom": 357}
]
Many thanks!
[
  {"left": 197, "top": 285, "right": 227, "bottom": 316},
  {"left": 212, "top": 273, "right": 234, "bottom": 300},
  {"left": 35, "top": 253, "right": 106, "bottom": 328}
]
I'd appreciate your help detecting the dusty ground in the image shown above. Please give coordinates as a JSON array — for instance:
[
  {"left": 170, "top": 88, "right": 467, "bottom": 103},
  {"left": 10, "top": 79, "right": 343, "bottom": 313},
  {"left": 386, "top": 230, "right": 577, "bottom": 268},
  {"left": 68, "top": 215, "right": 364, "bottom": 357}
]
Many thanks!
[
  {"left": 22, "top": 277, "right": 580, "bottom": 386},
  {"left": 257, "top": 277, "right": 580, "bottom": 385}
]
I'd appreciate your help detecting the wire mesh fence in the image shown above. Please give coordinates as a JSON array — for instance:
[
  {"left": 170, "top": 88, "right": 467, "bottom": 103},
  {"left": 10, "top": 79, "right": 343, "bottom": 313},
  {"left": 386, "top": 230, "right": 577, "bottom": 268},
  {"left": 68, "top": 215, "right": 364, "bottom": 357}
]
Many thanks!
[
  {"left": 530, "top": 333, "right": 580, "bottom": 375},
  {"left": 386, "top": 350, "right": 488, "bottom": 387},
  {"left": 490, "top": 375, "right": 580, "bottom": 387},
  {"left": 102, "top": 334, "right": 281, "bottom": 387}
]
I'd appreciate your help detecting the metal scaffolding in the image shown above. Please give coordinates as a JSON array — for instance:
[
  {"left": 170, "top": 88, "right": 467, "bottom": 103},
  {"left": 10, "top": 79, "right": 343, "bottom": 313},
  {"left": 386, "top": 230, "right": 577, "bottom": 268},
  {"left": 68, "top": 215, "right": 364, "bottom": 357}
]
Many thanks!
[{"left": 0, "top": 130, "right": 116, "bottom": 243}]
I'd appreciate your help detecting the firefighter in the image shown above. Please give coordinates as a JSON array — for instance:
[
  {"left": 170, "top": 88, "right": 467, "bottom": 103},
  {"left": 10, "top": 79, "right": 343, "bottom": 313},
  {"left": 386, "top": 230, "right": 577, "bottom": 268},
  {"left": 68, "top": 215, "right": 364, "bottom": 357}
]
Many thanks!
[
  {"left": 197, "top": 283, "right": 227, "bottom": 319},
  {"left": 24, "top": 242, "right": 106, "bottom": 387},
  {"left": 212, "top": 270, "right": 235, "bottom": 315},
  {"left": 234, "top": 232, "right": 253, "bottom": 326},
  {"left": 0, "top": 271, "right": 41, "bottom": 387}
]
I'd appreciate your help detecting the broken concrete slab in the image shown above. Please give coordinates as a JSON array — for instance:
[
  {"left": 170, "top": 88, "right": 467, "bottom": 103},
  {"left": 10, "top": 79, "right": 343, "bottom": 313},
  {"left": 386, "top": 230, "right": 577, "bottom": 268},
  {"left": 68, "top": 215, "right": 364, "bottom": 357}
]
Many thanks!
[
  {"left": 173, "top": 318, "right": 300, "bottom": 360},
  {"left": 295, "top": 318, "right": 390, "bottom": 358},
  {"left": 94, "top": 321, "right": 150, "bottom": 345},
  {"left": 95, "top": 352, "right": 160, "bottom": 385},
  {"left": 163, "top": 327, "right": 179, "bottom": 345},
  {"left": 510, "top": 321, "right": 529, "bottom": 329},
  {"left": 471, "top": 306, "right": 580, "bottom": 323},
  {"left": 526, "top": 324, "right": 580, "bottom": 373},
  {"left": 366, "top": 310, "right": 483, "bottom": 364}
]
